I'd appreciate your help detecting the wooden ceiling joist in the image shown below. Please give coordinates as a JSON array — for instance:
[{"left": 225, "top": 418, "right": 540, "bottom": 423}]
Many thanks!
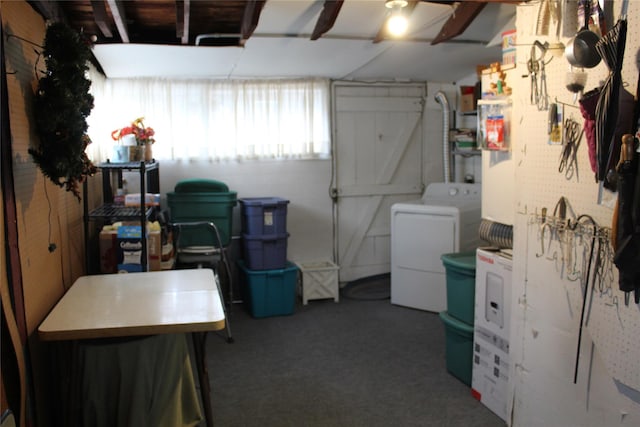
[
  {"left": 426, "top": 0, "right": 521, "bottom": 3},
  {"left": 37, "top": 0, "right": 521, "bottom": 48},
  {"left": 176, "top": 0, "right": 190, "bottom": 44},
  {"left": 240, "top": 0, "right": 266, "bottom": 45},
  {"left": 106, "top": 0, "right": 130, "bottom": 43},
  {"left": 430, "top": 1, "right": 486, "bottom": 45},
  {"left": 310, "top": 0, "right": 344, "bottom": 41},
  {"left": 28, "top": 1, "right": 68, "bottom": 24},
  {"left": 91, "top": 0, "right": 113, "bottom": 38}
]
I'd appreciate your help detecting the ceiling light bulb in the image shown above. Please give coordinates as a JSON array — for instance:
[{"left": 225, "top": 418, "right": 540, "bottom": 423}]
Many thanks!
[
  {"left": 385, "top": 0, "right": 409, "bottom": 37},
  {"left": 385, "top": 0, "right": 408, "bottom": 9},
  {"left": 387, "top": 15, "right": 408, "bottom": 37}
]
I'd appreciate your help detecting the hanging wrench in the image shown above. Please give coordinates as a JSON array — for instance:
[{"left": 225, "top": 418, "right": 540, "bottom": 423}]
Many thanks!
[
  {"left": 528, "top": 55, "right": 539, "bottom": 106},
  {"left": 538, "top": 58, "right": 549, "bottom": 111}
]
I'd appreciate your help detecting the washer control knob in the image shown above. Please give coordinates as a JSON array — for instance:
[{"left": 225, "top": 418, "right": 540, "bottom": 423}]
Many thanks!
[{"left": 448, "top": 187, "right": 458, "bottom": 196}]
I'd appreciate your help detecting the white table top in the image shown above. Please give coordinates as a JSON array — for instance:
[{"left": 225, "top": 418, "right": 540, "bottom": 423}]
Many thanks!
[{"left": 38, "top": 269, "right": 226, "bottom": 341}]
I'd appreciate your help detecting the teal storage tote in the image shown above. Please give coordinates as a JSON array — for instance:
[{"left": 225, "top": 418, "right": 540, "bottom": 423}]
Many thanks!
[
  {"left": 167, "top": 191, "right": 237, "bottom": 247},
  {"left": 439, "top": 311, "right": 474, "bottom": 386},
  {"left": 237, "top": 260, "right": 298, "bottom": 318},
  {"left": 441, "top": 251, "right": 477, "bottom": 325}
]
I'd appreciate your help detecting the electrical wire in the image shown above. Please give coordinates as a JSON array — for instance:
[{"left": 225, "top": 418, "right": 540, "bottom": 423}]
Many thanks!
[{"left": 43, "top": 178, "right": 55, "bottom": 252}]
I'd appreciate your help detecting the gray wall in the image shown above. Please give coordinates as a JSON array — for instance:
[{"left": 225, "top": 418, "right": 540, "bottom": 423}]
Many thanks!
[{"left": 157, "top": 158, "right": 335, "bottom": 265}]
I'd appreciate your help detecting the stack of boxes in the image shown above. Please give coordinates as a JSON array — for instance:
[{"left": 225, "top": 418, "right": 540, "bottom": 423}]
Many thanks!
[
  {"left": 438, "top": 252, "right": 478, "bottom": 386},
  {"left": 237, "top": 197, "right": 298, "bottom": 317},
  {"left": 99, "top": 222, "right": 163, "bottom": 273},
  {"left": 240, "top": 197, "right": 289, "bottom": 270}
]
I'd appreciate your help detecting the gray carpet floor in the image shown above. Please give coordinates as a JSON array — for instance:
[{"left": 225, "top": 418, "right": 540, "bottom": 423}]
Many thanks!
[{"left": 206, "top": 283, "right": 506, "bottom": 427}]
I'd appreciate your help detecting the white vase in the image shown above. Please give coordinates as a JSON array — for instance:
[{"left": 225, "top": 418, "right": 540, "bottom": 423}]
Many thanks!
[
  {"left": 112, "top": 145, "right": 129, "bottom": 162},
  {"left": 121, "top": 134, "right": 137, "bottom": 146}
]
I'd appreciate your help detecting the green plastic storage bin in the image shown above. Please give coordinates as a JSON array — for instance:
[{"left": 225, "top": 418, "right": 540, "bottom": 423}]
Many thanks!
[
  {"left": 174, "top": 179, "right": 229, "bottom": 193},
  {"left": 167, "top": 191, "right": 237, "bottom": 247},
  {"left": 441, "top": 251, "right": 477, "bottom": 325},
  {"left": 237, "top": 260, "right": 298, "bottom": 318},
  {"left": 439, "top": 311, "right": 474, "bottom": 386}
]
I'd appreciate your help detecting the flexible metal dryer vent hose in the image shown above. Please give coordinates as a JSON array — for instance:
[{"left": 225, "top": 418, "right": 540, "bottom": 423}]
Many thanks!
[{"left": 434, "top": 91, "right": 450, "bottom": 183}]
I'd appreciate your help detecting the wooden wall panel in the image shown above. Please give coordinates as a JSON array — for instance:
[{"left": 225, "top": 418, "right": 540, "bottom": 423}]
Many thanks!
[
  {"left": 2, "top": 0, "right": 90, "bottom": 334},
  {"left": 2, "top": 2, "right": 102, "bottom": 424}
]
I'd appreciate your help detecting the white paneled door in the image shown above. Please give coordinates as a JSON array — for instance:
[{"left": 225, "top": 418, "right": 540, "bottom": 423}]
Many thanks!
[{"left": 332, "top": 82, "right": 426, "bottom": 283}]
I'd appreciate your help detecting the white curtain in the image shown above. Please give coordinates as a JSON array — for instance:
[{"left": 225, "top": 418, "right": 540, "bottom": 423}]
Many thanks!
[{"left": 86, "top": 68, "right": 331, "bottom": 162}]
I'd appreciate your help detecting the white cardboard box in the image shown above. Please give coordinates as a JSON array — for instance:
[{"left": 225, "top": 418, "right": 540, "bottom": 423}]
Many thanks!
[{"left": 471, "top": 248, "right": 512, "bottom": 421}]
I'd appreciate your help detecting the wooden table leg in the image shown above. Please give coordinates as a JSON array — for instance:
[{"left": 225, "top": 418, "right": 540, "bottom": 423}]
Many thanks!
[{"left": 192, "top": 331, "right": 214, "bottom": 427}]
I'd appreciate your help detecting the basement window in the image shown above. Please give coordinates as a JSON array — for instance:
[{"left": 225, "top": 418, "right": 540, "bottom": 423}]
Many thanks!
[{"left": 86, "top": 70, "right": 330, "bottom": 162}]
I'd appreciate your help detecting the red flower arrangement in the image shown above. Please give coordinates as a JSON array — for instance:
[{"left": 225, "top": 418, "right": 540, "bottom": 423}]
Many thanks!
[{"left": 111, "top": 117, "right": 155, "bottom": 145}]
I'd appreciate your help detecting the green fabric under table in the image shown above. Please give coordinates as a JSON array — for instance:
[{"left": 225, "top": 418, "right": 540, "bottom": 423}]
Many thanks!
[{"left": 74, "top": 333, "right": 202, "bottom": 427}]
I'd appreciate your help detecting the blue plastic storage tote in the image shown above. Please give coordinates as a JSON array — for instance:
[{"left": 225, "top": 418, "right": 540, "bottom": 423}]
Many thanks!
[
  {"left": 239, "top": 197, "right": 289, "bottom": 235},
  {"left": 242, "top": 233, "right": 289, "bottom": 270}
]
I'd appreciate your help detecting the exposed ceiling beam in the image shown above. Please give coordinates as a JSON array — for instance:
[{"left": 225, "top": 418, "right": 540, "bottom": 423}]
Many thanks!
[
  {"left": 240, "top": 0, "right": 266, "bottom": 46},
  {"left": 310, "top": 0, "right": 344, "bottom": 41},
  {"left": 430, "top": 1, "right": 486, "bottom": 45},
  {"left": 425, "top": 0, "right": 521, "bottom": 3},
  {"left": 28, "top": 0, "right": 105, "bottom": 74},
  {"left": 27, "top": 1, "right": 68, "bottom": 23},
  {"left": 176, "top": 0, "right": 190, "bottom": 44},
  {"left": 91, "top": 0, "right": 113, "bottom": 38},
  {"left": 373, "top": 0, "right": 419, "bottom": 44},
  {"left": 106, "top": 0, "right": 130, "bottom": 43}
]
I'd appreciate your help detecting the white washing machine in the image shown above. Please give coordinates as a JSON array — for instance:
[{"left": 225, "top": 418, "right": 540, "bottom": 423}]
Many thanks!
[{"left": 390, "top": 182, "right": 482, "bottom": 312}]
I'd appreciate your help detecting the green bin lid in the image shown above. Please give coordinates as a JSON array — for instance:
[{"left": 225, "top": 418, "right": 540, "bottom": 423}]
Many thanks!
[
  {"left": 440, "top": 251, "right": 476, "bottom": 270},
  {"left": 175, "top": 179, "right": 229, "bottom": 193},
  {"left": 438, "top": 311, "right": 474, "bottom": 334}
]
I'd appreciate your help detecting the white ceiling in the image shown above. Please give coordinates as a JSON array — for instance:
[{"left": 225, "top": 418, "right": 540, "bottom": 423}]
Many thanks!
[{"left": 93, "top": 0, "right": 517, "bottom": 82}]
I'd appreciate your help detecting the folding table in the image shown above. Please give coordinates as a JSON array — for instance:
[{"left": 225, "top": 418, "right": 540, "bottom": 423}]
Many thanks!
[{"left": 39, "top": 269, "right": 225, "bottom": 427}]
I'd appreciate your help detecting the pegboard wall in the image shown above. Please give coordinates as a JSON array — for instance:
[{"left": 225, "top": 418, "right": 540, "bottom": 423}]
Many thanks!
[{"left": 505, "top": 1, "right": 640, "bottom": 392}]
